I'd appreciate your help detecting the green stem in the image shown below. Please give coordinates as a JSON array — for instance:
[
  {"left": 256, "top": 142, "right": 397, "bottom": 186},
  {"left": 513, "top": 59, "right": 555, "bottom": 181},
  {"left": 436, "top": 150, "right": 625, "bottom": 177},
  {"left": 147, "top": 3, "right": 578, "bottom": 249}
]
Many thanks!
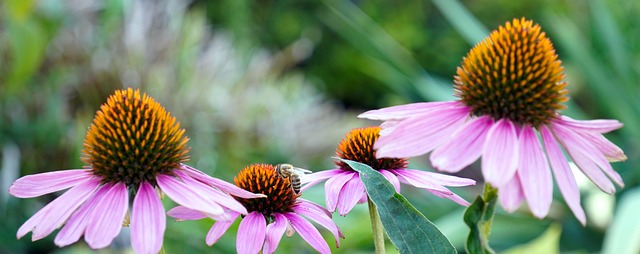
[
  {"left": 368, "top": 197, "right": 385, "bottom": 254},
  {"left": 464, "top": 183, "right": 498, "bottom": 254}
]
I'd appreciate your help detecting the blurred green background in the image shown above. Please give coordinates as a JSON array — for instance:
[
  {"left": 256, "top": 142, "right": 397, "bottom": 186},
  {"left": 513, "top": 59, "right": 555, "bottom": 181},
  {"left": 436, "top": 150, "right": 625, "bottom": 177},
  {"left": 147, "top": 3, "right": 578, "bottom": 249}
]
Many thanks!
[{"left": 1, "top": 0, "right": 638, "bottom": 253}]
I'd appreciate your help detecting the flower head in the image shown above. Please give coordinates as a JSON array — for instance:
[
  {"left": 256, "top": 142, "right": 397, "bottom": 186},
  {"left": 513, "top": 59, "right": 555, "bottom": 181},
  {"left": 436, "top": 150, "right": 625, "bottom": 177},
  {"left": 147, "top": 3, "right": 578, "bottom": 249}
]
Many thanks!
[
  {"left": 358, "top": 18, "right": 626, "bottom": 225},
  {"left": 302, "top": 126, "right": 476, "bottom": 216},
  {"left": 9, "top": 88, "right": 262, "bottom": 253},
  {"left": 168, "top": 164, "right": 343, "bottom": 254}
]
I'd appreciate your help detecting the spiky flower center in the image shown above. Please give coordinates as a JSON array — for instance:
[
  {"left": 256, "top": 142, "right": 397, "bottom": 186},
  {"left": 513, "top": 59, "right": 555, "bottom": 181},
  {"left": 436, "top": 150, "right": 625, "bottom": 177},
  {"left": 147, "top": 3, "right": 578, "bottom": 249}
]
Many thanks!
[
  {"left": 335, "top": 126, "right": 407, "bottom": 170},
  {"left": 454, "top": 18, "right": 568, "bottom": 127},
  {"left": 234, "top": 164, "right": 298, "bottom": 218},
  {"left": 82, "top": 88, "right": 190, "bottom": 189}
]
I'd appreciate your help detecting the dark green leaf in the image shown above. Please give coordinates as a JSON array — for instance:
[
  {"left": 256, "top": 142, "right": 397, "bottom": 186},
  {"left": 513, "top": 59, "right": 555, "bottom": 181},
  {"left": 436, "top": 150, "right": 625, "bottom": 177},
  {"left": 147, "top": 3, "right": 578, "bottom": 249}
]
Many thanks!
[
  {"left": 464, "top": 184, "right": 498, "bottom": 254},
  {"left": 339, "top": 158, "right": 456, "bottom": 254}
]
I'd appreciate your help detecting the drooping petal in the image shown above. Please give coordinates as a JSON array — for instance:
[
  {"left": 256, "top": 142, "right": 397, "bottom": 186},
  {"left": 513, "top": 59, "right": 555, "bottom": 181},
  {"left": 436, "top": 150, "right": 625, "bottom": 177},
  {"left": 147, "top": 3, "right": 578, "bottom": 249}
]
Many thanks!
[
  {"left": 294, "top": 201, "right": 344, "bottom": 246},
  {"left": 175, "top": 171, "right": 248, "bottom": 215},
  {"left": 482, "top": 119, "right": 519, "bottom": 187},
  {"left": 27, "top": 178, "right": 101, "bottom": 241},
  {"left": 85, "top": 183, "right": 128, "bottom": 249},
  {"left": 431, "top": 116, "right": 493, "bottom": 173},
  {"left": 205, "top": 213, "right": 239, "bottom": 246},
  {"left": 551, "top": 124, "right": 618, "bottom": 193},
  {"left": 263, "top": 213, "right": 288, "bottom": 254},
  {"left": 237, "top": 212, "right": 267, "bottom": 254},
  {"left": 324, "top": 171, "right": 355, "bottom": 212},
  {"left": 425, "top": 189, "right": 471, "bottom": 206},
  {"left": 9, "top": 170, "right": 92, "bottom": 198},
  {"left": 54, "top": 184, "right": 109, "bottom": 247},
  {"left": 131, "top": 181, "right": 165, "bottom": 254},
  {"left": 297, "top": 198, "right": 332, "bottom": 218},
  {"left": 398, "top": 169, "right": 476, "bottom": 187},
  {"left": 540, "top": 126, "right": 586, "bottom": 225},
  {"left": 374, "top": 105, "right": 470, "bottom": 158},
  {"left": 284, "top": 212, "right": 331, "bottom": 254},
  {"left": 379, "top": 170, "right": 401, "bottom": 193},
  {"left": 336, "top": 174, "right": 366, "bottom": 216},
  {"left": 181, "top": 164, "right": 265, "bottom": 199},
  {"left": 578, "top": 131, "right": 627, "bottom": 162},
  {"left": 392, "top": 170, "right": 455, "bottom": 195},
  {"left": 358, "top": 101, "right": 461, "bottom": 120},
  {"left": 167, "top": 206, "right": 207, "bottom": 221},
  {"left": 499, "top": 172, "right": 524, "bottom": 212},
  {"left": 517, "top": 126, "right": 553, "bottom": 218},
  {"left": 156, "top": 174, "right": 224, "bottom": 216},
  {"left": 556, "top": 115, "right": 623, "bottom": 133},
  {"left": 300, "top": 169, "right": 343, "bottom": 192}
]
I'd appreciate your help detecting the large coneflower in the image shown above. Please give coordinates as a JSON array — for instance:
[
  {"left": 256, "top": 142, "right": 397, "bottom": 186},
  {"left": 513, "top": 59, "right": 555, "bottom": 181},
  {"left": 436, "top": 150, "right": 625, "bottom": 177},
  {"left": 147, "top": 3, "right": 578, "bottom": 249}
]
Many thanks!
[
  {"left": 168, "top": 163, "right": 343, "bottom": 254},
  {"left": 302, "top": 126, "right": 475, "bottom": 216},
  {"left": 9, "top": 88, "right": 263, "bottom": 253},
  {"left": 359, "top": 18, "right": 626, "bottom": 225}
]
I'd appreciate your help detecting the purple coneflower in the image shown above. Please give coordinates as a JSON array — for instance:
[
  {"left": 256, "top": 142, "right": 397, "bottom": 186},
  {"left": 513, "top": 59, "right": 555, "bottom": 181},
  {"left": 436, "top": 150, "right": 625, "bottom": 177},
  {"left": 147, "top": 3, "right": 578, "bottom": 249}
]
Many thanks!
[
  {"left": 168, "top": 163, "right": 343, "bottom": 254},
  {"left": 358, "top": 18, "right": 626, "bottom": 225},
  {"left": 301, "top": 126, "right": 475, "bottom": 216},
  {"left": 9, "top": 88, "right": 262, "bottom": 253}
]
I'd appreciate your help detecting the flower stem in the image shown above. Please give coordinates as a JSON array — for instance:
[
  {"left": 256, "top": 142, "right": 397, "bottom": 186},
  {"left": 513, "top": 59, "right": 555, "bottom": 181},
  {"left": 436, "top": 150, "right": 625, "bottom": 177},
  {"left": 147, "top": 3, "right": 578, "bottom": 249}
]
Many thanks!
[
  {"left": 368, "top": 197, "right": 385, "bottom": 254},
  {"left": 464, "top": 183, "right": 498, "bottom": 254}
]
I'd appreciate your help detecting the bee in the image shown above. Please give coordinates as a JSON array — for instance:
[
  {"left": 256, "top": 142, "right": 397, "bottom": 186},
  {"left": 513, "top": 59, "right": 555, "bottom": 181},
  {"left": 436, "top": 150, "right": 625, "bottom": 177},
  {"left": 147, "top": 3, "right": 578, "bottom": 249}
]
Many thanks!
[{"left": 275, "top": 164, "right": 312, "bottom": 195}]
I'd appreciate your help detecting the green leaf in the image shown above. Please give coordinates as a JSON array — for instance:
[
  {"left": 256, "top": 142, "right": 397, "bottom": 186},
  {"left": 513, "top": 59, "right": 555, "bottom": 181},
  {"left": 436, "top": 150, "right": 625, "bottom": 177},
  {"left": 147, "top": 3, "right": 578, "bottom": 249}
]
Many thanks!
[
  {"left": 339, "top": 158, "right": 456, "bottom": 254},
  {"left": 464, "top": 184, "right": 497, "bottom": 254},
  {"left": 430, "top": 0, "right": 489, "bottom": 45},
  {"left": 602, "top": 187, "right": 640, "bottom": 254}
]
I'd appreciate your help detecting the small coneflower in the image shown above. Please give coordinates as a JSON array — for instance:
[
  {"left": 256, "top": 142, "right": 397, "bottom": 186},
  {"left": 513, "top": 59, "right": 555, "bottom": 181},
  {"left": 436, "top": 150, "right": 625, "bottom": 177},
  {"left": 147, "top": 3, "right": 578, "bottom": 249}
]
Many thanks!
[
  {"left": 168, "top": 163, "right": 343, "bottom": 254},
  {"left": 9, "top": 88, "right": 262, "bottom": 253},
  {"left": 359, "top": 18, "right": 626, "bottom": 225},
  {"left": 301, "top": 126, "right": 476, "bottom": 216}
]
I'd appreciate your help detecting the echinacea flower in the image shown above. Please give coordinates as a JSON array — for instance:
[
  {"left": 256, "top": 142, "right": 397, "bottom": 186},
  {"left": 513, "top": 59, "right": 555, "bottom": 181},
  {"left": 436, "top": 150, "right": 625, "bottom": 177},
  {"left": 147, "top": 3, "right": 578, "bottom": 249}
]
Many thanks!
[
  {"left": 301, "top": 126, "right": 476, "bottom": 216},
  {"left": 358, "top": 18, "right": 626, "bottom": 225},
  {"left": 168, "top": 163, "right": 343, "bottom": 254},
  {"left": 9, "top": 88, "right": 262, "bottom": 253}
]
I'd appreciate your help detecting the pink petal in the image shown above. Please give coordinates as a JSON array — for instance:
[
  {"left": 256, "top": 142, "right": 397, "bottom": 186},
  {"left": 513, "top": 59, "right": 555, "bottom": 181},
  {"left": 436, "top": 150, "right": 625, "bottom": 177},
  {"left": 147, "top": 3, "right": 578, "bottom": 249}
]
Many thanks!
[
  {"left": 374, "top": 105, "right": 470, "bottom": 158},
  {"left": 392, "top": 170, "right": 471, "bottom": 206},
  {"left": 294, "top": 200, "right": 344, "bottom": 246},
  {"left": 578, "top": 131, "right": 627, "bottom": 162},
  {"left": 131, "top": 181, "right": 166, "bottom": 254},
  {"left": 431, "top": 116, "right": 493, "bottom": 173},
  {"left": 552, "top": 124, "right": 618, "bottom": 193},
  {"left": 392, "top": 170, "right": 455, "bottom": 194},
  {"left": 181, "top": 164, "right": 265, "bottom": 199},
  {"left": 324, "top": 171, "right": 356, "bottom": 212},
  {"left": 85, "top": 183, "right": 128, "bottom": 249},
  {"left": 379, "top": 170, "right": 401, "bottom": 193},
  {"left": 206, "top": 213, "right": 239, "bottom": 246},
  {"left": 167, "top": 206, "right": 207, "bottom": 221},
  {"left": 337, "top": 174, "right": 366, "bottom": 216},
  {"left": 175, "top": 171, "right": 248, "bottom": 215},
  {"left": 556, "top": 115, "right": 623, "bottom": 133},
  {"left": 10, "top": 169, "right": 91, "bottom": 198},
  {"left": 297, "top": 198, "right": 332, "bottom": 218},
  {"left": 300, "top": 169, "right": 343, "bottom": 192},
  {"left": 499, "top": 173, "right": 524, "bottom": 212},
  {"left": 26, "top": 178, "right": 101, "bottom": 241},
  {"left": 263, "top": 213, "right": 287, "bottom": 254},
  {"left": 237, "top": 212, "right": 266, "bottom": 254},
  {"left": 284, "top": 212, "right": 331, "bottom": 254},
  {"left": 358, "top": 101, "right": 461, "bottom": 120},
  {"left": 157, "top": 174, "right": 224, "bottom": 216},
  {"left": 482, "top": 119, "right": 519, "bottom": 187},
  {"left": 517, "top": 126, "right": 553, "bottom": 218},
  {"left": 54, "top": 184, "right": 110, "bottom": 247},
  {"left": 540, "top": 126, "right": 586, "bottom": 225},
  {"left": 379, "top": 120, "right": 402, "bottom": 136},
  {"left": 426, "top": 189, "right": 471, "bottom": 206},
  {"left": 395, "top": 169, "right": 476, "bottom": 187}
]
